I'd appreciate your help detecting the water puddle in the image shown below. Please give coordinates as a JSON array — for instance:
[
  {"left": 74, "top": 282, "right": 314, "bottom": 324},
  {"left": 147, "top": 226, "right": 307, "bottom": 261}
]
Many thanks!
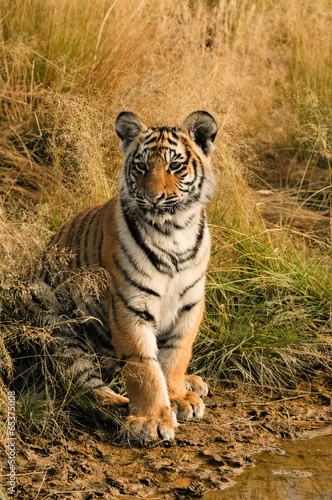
[{"left": 203, "top": 433, "right": 332, "bottom": 500}]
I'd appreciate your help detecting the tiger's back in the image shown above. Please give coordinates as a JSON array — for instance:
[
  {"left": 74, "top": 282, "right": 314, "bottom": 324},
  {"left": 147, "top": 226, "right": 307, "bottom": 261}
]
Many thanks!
[{"left": 28, "top": 110, "right": 218, "bottom": 442}]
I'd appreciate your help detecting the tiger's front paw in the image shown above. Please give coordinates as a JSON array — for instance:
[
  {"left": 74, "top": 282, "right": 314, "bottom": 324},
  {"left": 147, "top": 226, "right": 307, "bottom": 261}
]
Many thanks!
[
  {"left": 120, "top": 407, "right": 176, "bottom": 443},
  {"left": 185, "top": 375, "right": 208, "bottom": 397},
  {"left": 170, "top": 391, "right": 205, "bottom": 421}
]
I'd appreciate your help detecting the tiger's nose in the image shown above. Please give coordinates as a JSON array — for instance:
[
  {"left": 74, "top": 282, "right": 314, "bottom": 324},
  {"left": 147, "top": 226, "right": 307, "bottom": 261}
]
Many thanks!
[{"left": 145, "top": 192, "right": 164, "bottom": 205}]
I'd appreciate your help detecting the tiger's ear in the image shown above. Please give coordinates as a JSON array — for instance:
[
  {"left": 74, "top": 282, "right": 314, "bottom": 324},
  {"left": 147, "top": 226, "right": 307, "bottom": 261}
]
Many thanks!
[
  {"left": 182, "top": 111, "right": 218, "bottom": 156},
  {"left": 115, "top": 111, "right": 147, "bottom": 153}
]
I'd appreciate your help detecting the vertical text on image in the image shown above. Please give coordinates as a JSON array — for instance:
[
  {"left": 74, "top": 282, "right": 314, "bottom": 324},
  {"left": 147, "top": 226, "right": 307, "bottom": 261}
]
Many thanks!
[{"left": 7, "top": 390, "right": 16, "bottom": 495}]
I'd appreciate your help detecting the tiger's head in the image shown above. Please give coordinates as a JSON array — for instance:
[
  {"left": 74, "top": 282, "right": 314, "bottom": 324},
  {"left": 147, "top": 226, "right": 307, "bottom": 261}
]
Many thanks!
[{"left": 116, "top": 111, "right": 217, "bottom": 220}]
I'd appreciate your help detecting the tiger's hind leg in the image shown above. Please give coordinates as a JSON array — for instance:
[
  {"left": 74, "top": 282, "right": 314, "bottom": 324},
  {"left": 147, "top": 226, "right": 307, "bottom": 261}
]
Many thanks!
[
  {"left": 46, "top": 328, "right": 130, "bottom": 411},
  {"left": 24, "top": 280, "right": 129, "bottom": 411},
  {"left": 72, "top": 356, "right": 129, "bottom": 409},
  {"left": 93, "top": 387, "right": 129, "bottom": 408}
]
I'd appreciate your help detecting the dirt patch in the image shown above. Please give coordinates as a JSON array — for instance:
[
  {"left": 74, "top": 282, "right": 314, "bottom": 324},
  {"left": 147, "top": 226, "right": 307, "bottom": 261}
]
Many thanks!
[{"left": 3, "top": 385, "right": 332, "bottom": 500}]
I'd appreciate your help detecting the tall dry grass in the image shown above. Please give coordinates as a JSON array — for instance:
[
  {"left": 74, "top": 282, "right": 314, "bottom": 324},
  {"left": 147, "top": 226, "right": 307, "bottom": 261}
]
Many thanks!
[
  {"left": 1, "top": 0, "right": 332, "bottom": 215},
  {"left": 0, "top": 0, "right": 332, "bottom": 432}
]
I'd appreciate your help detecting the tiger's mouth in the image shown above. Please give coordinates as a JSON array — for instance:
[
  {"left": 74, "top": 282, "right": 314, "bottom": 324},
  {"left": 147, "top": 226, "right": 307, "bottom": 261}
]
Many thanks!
[
  {"left": 135, "top": 193, "right": 183, "bottom": 215},
  {"left": 138, "top": 201, "right": 180, "bottom": 216}
]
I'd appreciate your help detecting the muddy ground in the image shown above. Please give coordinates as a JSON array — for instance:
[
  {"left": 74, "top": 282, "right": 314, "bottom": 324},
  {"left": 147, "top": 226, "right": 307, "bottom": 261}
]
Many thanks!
[{"left": 5, "top": 382, "right": 332, "bottom": 500}]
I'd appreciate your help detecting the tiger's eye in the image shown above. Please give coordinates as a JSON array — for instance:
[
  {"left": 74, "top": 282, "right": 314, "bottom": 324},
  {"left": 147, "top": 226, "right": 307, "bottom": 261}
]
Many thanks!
[
  {"left": 168, "top": 162, "right": 185, "bottom": 174},
  {"left": 134, "top": 162, "right": 147, "bottom": 174}
]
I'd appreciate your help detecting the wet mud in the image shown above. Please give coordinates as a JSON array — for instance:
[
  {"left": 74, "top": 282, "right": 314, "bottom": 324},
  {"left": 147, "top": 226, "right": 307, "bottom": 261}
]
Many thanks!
[
  {"left": 5, "top": 385, "right": 332, "bottom": 499},
  {"left": 204, "top": 433, "right": 332, "bottom": 500}
]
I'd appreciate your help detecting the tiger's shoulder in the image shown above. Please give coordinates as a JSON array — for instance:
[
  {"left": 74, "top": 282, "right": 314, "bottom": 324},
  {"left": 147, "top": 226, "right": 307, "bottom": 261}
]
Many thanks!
[{"left": 47, "top": 195, "right": 120, "bottom": 270}]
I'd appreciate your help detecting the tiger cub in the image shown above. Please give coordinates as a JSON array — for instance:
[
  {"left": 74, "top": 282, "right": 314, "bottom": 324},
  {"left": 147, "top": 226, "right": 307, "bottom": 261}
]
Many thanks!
[{"left": 28, "top": 110, "right": 218, "bottom": 442}]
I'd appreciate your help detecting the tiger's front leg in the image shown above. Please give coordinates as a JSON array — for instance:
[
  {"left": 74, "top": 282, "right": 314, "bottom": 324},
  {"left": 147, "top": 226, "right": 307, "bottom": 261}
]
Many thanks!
[
  {"left": 158, "top": 298, "right": 208, "bottom": 421},
  {"left": 109, "top": 297, "right": 176, "bottom": 442}
]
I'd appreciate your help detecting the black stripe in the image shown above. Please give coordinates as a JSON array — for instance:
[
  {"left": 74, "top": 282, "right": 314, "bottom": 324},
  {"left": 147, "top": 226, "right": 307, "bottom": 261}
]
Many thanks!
[
  {"left": 158, "top": 127, "right": 170, "bottom": 136},
  {"left": 180, "top": 178, "right": 196, "bottom": 187},
  {"left": 168, "top": 138, "right": 177, "bottom": 146},
  {"left": 164, "top": 194, "right": 179, "bottom": 202},
  {"left": 196, "top": 169, "right": 205, "bottom": 191},
  {"left": 48, "top": 223, "right": 66, "bottom": 248},
  {"left": 181, "top": 171, "right": 205, "bottom": 207},
  {"left": 132, "top": 143, "right": 141, "bottom": 157},
  {"left": 144, "top": 135, "right": 159, "bottom": 146},
  {"left": 171, "top": 165, "right": 187, "bottom": 174},
  {"left": 118, "top": 234, "right": 149, "bottom": 277},
  {"left": 83, "top": 302, "right": 114, "bottom": 349},
  {"left": 143, "top": 130, "right": 155, "bottom": 141},
  {"left": 178, "top": 186, "right": 190, "bottom": 193},
  {"left": 82, "top": 209, "right": 99, "bottom": 267},
  {"left": 189, "top": 170, "right": 205, "bottom": 203},
  {"left": 64, "top": 216, "right": 80, "bottom": 252},
  {"left": 192, "top": 158, "right": 198, "bottom": 177},
  {"left": 113, "top": 282, "right": 155, "bottom": 324},
  {"left": 97, "top": 228, "right": 104, "bottom": 267},
  {"left": 182, "top": 212, "right": 205, "bottom": 262},
  {"left": 153, "top": 222, "right": 172, "bottom": 236},
  {"left": 98, "top": 304, "right": 110, "bottom": 329},
  {"left": 113, "top": 256, "right": 161, "bottom": 297},
  {"left": 150, "top": 240, "right": 179, "bottom": 270},
  {"left": 177, "top": 211, "right": 205, "bottom": 264},
  {"left": 162, "top": 200, "right": 180, "bottom": 208},
  {"left": 74, "top": 213, "right": 92, "bottom": 269},
  {"left": 178, "top": 301, "right": 198, "bottom": 315},
  {"left": 152, "top": 211, "right": 205, "bottom": 267},
  {"left": 110, "top": 295, "right": 121, "bottom": 332},
  {"left": 172, "top": 213, "right": 196, "bottom": 230},
  {"left": 92, "top": 209, "right": 104, "bottom": 267},
  {"left": 121, "top": 200, "right": 173, "bottom": 275},
  {"left": 184, "top": 147, "right": 192, "bottom": 165},
  {"left": 170, "top": 128, "right": 179, "bottom": 140},
  {"left": 157, "top": 330, "right": 182, "bottom": 346},
  {"left": 126, "top": 303, "right": 155, "bottom": 323},
  {"left": 179, "top": 273, "right": 204, "bottom": 298},
  {"left": 159, "top": 343, "right": 176, "bottom": 350},
  {"left": 125, "top": 354, "right": 157, "bottom": 361},
  {"left": 144, "top": 218, "right": 172, "bottom": 236}
]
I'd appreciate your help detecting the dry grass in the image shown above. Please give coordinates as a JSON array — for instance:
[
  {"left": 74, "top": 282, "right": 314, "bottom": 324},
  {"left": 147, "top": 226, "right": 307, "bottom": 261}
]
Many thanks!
[
  {"left": 1, "top": 0, "right": 332, "bottom": 215},
  {"left": 0, "top": 0, "right": 332, "bottom": 433}
]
